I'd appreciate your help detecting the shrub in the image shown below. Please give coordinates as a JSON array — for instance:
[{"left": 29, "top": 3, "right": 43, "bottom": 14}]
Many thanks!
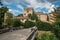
[
  {"left": 24, "top": 20, "right": 35, "bottom": 28},
  {"left": 52, "top": 21, "right": 60, "bottom": 40},
  {"left": 28, "top": 14, "right": 38, "bottom": 21},
  {"left": 13, "top": 19, "right": 22, "bottom": 27},
  {"left": 36, "top": 21, "right": 52, "bottom": 31},
  {"left": 36, "top": 32, "right": 58, "bottom": 40}
]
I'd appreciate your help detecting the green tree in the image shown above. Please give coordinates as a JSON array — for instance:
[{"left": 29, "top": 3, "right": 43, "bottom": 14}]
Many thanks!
[
  {"left": 24, "top": 20, "right": 35, "bottom": 28},
  {"left": 0, "top": 7, "right": 8, "bottom": 29},
  {"left": 28, "top": 13, "right": 38, "bottom": 21},
  {"left": 5, "top": 12, "right": 13, "bottom": 26},
  {"left": 36, "top": 21, "right": 52, "bottom": 31},
  {"left": 17, "top": 14, "right": 23, "bottom": 17},
  {"left": 13, "top": 19, "right": 22, "bottom": 27},
  {"left": 52, "top": 21, "right": 60, "bottom": 40}
]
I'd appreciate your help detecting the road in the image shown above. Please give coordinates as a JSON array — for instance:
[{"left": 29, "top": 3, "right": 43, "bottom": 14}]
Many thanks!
[{"left": 0, "top": 28, "right": 31, "bottom": 40}]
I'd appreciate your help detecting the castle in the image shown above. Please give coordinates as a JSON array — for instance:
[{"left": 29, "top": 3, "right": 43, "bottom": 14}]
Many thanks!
[{"left": 14, "top": 7, "right": 55, "bottom": 23}]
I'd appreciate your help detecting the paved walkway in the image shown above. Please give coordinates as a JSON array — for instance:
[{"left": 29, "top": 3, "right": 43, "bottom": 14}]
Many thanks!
[{"left": 0, "top": 28, "right": 31, "bottom": 40}]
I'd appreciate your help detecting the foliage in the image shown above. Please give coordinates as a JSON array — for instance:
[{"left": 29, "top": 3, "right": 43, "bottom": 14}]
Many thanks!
[
  {"left": 0, "top": 6, "right": 8, "bottom": 29},
  {"left": 24, "top": 20, "right": 35, "bottom": 28},
  {"left": 0, "top": 7, "right": 8, "bottom": 13},
  {"left": 6, "top": 18, "right": 13, "bottom": 26},
  {"left": 36, "top": 21, "right": 52, "bottom": 31},
  {"left": 28, "top": 13, "right": 38, "bottom": 21},
  {"left": 36, "top": 32, "right": 58, "bottom": 40},
  {"left": 5, "top": 12, "right": 13, "bottom": 26},
  {"left": 13, "top": 19, "right": 22, "bottom": 27},
  {"left": 52, "top": 21, "right": 60, "bottom": 40},
  {"left": 17, "top": 14, "right": 23, "bottom": 17},
  {"left": 7, "top": 12, "right": 13, "bottom": 18},
  {"left": 52, "top": 6, "right": 60, "bottom": 40}
]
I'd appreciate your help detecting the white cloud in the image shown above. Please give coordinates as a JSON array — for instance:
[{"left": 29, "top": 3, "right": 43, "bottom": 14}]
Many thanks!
[
  {"left": 9, "top": 9, "right": 22, "bottom": 16},
  {"left": 9, "top": 9, "right": 20, "bottom": 13},
  {"left": 2, "top": 0, "right": 12, "bottom": 5},
  {"left": 2, "top": 0, "right": 29, "bottom": 5},
  {"left": 26, "top": 0, "right": 55, "bottom": 13},
  {"left": 48, "top": 5, "right": 55, "bottom": 13},
  {"left": 43, "top": 11, "right": 47, "bottom": 13},
  {"left": 17, "top": 5, "right": 23, "bottom": 9},
  {"left": 2, "top": 0, "right": 57, "bottom": 13}
]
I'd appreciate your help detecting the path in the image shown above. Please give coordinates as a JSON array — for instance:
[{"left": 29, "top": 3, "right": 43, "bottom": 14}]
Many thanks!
[{"left": 0, "top": 28, "right": 31, "bottom": 40}]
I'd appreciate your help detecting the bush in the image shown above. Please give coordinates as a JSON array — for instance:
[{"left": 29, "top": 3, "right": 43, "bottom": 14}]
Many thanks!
[
  {"left": 24, "top": 20, "right": 35, "bottom": 28},
  {"left": 36, "top": 21, "right": 52, "bottom": 31},
  {"left": 28, "top": 14, "right": 38, "bottom": 21},
  {"left": 13, "top": 19, "right": 22, "bottom": 27},
  {"left": 36, "top": 32, "right": 58, "bottom": 40},
  {"left": 52, "top": 21, "right": 60, "bottom": 40}
]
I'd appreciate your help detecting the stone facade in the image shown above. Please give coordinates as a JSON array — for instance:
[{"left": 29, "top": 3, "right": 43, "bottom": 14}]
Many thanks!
[
  {"left": 13, "top": 16, "right": 28, "bottom": 23},
  {"left": 35, "top": 12, "right": 48, "bottom": 22},
  {"left": 12, "top": 8, "right": 55, "bottom": 23},
  {"left": 14, "top": 8, "right": 49, "bottom": 23},
  {"left": 49, "top": 12, "right": 56, "bottom": 23},
  {"left": 23, "top": 8, "right": 34, "bottom": 17},
  {"left": 23, "top": 8, "right": 49, "bottom": 22}
]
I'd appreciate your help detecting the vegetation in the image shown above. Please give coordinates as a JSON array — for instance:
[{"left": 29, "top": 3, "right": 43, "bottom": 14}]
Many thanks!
[
  {"left": 24, "top": 20, "right": 35, "bottom": 28},
  {"left": 13, "top": 19, "right": 23, "bottom": 27},
  {"left": 36, "top": 6, "right": 60, "bottom": 40},
  {"left": 36, "top": 21, "right": 52, "bottom": 31},
  {"left": 17, "top": 14, "right": 23, "bottom": 17},
  {"left": 0, "top": 7, "right": 8, "bottom": 29},
  {"left": 51, "top": 6, "right": 60, "bottom": 40},
  {"left": 52, "top": 21, "right": 60, "bottom": 39},
  {"left": 36, "top": 32, "right": 58, "bottom": 40},
  {"left": 28, "top": 13, "right": 38, "bottom": 21},
  {"left": 0, "top": 4, "right": 60, "bottom": 40},
  {"left": 5, "top": 12, "right": 13, "bottom": 26}
]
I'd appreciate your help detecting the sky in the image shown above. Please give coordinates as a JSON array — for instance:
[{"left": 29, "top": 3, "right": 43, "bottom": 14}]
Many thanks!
[{"left": 0, "top": 0, "right": 60, "bottom": 16}]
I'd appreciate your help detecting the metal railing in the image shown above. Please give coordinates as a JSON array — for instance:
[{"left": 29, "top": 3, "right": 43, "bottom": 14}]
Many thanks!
[{"left": 26, "top": 29, "right": 37, "bottom": 40}]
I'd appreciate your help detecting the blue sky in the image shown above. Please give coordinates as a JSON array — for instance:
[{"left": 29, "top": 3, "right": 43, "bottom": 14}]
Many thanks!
[{"left": 1, "top": 0, "right": 60, "bottom": 16}]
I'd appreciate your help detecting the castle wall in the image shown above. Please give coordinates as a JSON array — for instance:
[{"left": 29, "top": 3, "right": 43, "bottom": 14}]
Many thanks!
[{"left": 23, "top": 8, "right": 34, "bottom": 17}]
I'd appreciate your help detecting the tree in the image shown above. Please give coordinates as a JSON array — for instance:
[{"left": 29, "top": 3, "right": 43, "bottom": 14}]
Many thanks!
[
  {"left": 5, "top": 12, "right": 13, "bottom": 26},
  {"left": 13, "top": 19, "right": 23, "bottom": 27},
  {"left": 28, "top": 13, "right": 38, "bottom": 21},
  {"left": 36, "top": 21, "right": 52, "bottom": 31},
  {"left": 17, "top": 14, "right": 23, "bottom": 17},
  {"left": 0, "top": 7, "right": 8, "bottom": 29},
  {"left": 24, "top": 20, "right": 35, "bottom": 28},
  {"left": 52, "top": 6, "right": 60, "bottom": 40},
  {"left": 52, "top": 21, "right": 60, "bottom": 40}
]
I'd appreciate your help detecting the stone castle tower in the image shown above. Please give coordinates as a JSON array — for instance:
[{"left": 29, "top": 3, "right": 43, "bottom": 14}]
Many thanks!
[{"left": 23, "top": 8, "right": 34, "bottom": 17}]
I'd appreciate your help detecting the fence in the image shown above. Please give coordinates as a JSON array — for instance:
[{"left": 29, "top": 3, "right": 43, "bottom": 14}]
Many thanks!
[{"left": 27, "top": 28, "right": 38, "bottom": 40}]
